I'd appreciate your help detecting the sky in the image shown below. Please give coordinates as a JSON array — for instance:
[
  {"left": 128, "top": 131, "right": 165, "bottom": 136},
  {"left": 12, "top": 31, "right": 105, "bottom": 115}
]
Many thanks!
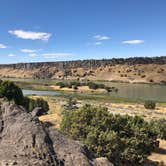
[{"left": 0, "top": 0, "right": 166, "bottom": 64}]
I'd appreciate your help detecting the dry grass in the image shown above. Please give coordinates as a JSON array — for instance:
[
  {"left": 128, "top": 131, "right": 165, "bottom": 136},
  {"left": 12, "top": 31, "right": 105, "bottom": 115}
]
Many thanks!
[
  {"left": 0, "top": 64, "right": 166, "bottom": 83},
  {"left": 30, "top": 96, "right": 63, "bottom": 128},
  {"left": 148, "top": 139, "right": 166, "bottom": 165},
  {"left": 84, "top": 101, "right": 166, "bottom": 121}
]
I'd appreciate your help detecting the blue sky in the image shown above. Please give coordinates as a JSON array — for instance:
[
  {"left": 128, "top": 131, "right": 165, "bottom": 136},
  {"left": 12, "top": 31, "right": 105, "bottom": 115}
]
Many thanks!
[{"left": 0, "top": 0, "right": 166, "bottom": 64}]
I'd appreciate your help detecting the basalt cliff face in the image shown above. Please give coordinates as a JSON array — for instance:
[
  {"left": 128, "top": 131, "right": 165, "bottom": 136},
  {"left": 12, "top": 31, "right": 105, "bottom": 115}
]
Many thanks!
[
  {"left": 0, "top": 102, "right": 113, "bottom": 166},
  {"left": 0, "top": 56, "right": 166, "bottom": 83}
]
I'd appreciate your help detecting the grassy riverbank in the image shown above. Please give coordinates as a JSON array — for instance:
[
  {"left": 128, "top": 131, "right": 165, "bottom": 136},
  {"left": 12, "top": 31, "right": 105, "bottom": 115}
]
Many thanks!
[{"left": 2, "top": 77, "right": 166, "bottom": 103}]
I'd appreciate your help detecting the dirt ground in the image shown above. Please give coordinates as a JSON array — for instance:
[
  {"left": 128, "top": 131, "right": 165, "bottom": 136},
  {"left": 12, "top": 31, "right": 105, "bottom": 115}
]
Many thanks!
[{"left": 148, "top": 139, "right": 166, "bottom": 165}]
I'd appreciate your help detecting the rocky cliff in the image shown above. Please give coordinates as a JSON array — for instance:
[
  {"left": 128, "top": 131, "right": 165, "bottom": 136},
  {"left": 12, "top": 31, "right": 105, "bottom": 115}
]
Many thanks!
[
  {"left": 0, "top": 102, "right": 113, "bottom": 166},
  {"left": 0, "top": 56, "right": 165, "bottom": 70},
  {"left": 0, "top": 56, "right": 165, "bottom": 83}
]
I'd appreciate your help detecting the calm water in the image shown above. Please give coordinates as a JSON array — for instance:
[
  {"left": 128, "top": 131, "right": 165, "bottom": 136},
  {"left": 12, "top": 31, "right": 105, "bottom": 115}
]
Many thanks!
[
  {"left": 23, "top": 82, "right": 166, "bottom": 102},
  {"left": 23, "top": 89, "right": 60, "bottom": 96},
  {"left": 104, "top": 82, "right": 166, "bottom": 102}
]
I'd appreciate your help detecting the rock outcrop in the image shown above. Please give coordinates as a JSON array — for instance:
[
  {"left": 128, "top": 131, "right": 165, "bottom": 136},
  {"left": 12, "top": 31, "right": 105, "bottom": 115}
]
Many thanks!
[
  {"left": 0, "top": 56, "right": 166, "bottom": 71},
  {"left": 0, "top": 56, "right": 165, "bottom": 83},
  {"left": 0, "top": 102, "right": 113, "bottom": 166},
  {"left": 0, "top": 103, "right": 59, "bottom": 166}
]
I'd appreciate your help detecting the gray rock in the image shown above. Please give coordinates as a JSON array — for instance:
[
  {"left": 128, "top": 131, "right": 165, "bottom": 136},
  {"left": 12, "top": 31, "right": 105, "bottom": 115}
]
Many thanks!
[
  {"left": 0, "top": 102, "right": 59, "bottom": 166},
  {"left": 31, "top": 107, "right": 43, "bottom": 117},
  {"left": 0, "top": 102, "right": 114, "bottom": 166},
  {"left": 47, "top": 127, "right": 93, "bottom": 166},
  {"left": 94, "top": 157, "right": 114, "bottom": 166}
]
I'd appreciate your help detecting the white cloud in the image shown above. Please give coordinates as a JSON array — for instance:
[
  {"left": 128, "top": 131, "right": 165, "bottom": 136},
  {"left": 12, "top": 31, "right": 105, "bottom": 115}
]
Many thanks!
[
  {"left": 0, "top": 44, "right": 7, "bottom": 48},
  {"left": 43, "top": 53, "right": 72, "bottom": 59},
  {"left": 21, "top": 49, "right": 38, "bottom": 53},
  {"left": 122, "top": 40, "right": 144, "bottom": 45},
  {"left": 8, "top": 30, "right": 51, "bottom": 41},
  {"left": 29, "top": 53, "right": 38, "bottom": 57},
  {"left": 8, "top": 53, "right": 16, "bottom": 57},
  {"left": 94, "top": 42, "right": 102, "bottom": 45},
  {"left": 94, "top": 35, "right": 111, "bottom": 41}
]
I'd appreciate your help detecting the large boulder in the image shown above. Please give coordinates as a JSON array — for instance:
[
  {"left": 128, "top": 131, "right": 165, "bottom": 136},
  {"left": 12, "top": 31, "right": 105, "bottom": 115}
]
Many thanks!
[
  {"left": 0, "top": 102, "right": 114, "bottom": 166},
  {"left": 47, "top": 127, "right": 93, "bottom": 166},
  {"left": 0, "top": 103, "right": 59, "bottom": 166}
]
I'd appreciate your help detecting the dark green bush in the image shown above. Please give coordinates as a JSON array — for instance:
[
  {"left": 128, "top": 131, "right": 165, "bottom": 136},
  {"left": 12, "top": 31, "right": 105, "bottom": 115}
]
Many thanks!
[
  {"left": 70, "top": 81, "right": 81, "bottom": 87},
  {"left": 23, "top": 97, "right": 49, "bottom": 115},
  {"left": 87, "top": 82, "right": 99, "bottom": 90},
  {"left": 60, "top": 105, "right": 158, "bottom": 166},
  {"left": 0, "top": 80, "right": 24, "bottom": 105},
  {"left": 73, "top": 85, "right": 78, "bottom": 90},
  {"left": 63, "top": 96, "right": 78, "bottom": 111},
  {"left": 56, "top": 81, "right": 81, "bottom": 89},
  {"left": 150, "top": 119, "right": 166, "bottom": 140},
  {"left": 97, "top": 83, "right": 105, "bottom": 89},
  {"left": 0, "top": 80, "right": 49, "bottom": 115},
  {"left": 56, "top": 82, "right": 67, "bottom": 88},
  {"left": 67, "top": 84, "right": 72, "bottom": 88},
  {"left": 55, "top": 81, "right": 118, "bottom": 92},
  {"left": 144, "top": 100, "right": 156, "bottom": 109},
  {"left": 105, "top": 86, "right": 112, "bottom": 93}
]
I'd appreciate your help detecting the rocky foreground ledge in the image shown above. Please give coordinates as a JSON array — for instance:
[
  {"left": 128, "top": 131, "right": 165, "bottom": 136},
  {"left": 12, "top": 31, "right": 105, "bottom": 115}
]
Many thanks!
[{"left": 0, "top": 103, "right": 113, "bottom": 166}]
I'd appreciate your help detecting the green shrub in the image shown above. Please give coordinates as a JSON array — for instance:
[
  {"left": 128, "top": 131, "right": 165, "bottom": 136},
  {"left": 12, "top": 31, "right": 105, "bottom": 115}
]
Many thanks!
[
  {"left": 73, "top": 85, "right": 78, "bottom": 90},
  {"left": 0, "top": 80, "right": 24, "bottom": 105},
  {"left": 60, "top": 105, "right": 158, "bottom": 166},
  {"left": 56, "top": 82, "right": 67, "bottom": 88},
  {"left": 87, "top": 82, "right": 99, "bottom": 90},
  {"left": 105, "top": 86, "right": 112, "bottom": 93},
  {"left": 67, "top": 84, "right": 72, "bottom": 88},
  {"left": 63, "top": 96, "right": 78, "bottom": 111},
  {"left": 97, "top": 83, "right": 105, "bottom": 89},
  {"left": 0, "top": 80, "right": 49, "bottom": 115},
  {"left": 55, "top": 81, "right": 118, "bottom": 93},
  {"left": 144, "top": 100, "right": 156, "bottom": 109},
  {"left": 70, "top": 81, "right": 81, "bottom": 87},
  {"left": 35, "top": 98, "right": 49, "bottom": 115},
  {"left": 150, "top": 119, "right": 166, "bottom": 140},
  {"left": 23, "top": 97, "right": 49, "bottom": 115},
  {"left": 56, "top": 81, "right": 81, "bottom": 88}
]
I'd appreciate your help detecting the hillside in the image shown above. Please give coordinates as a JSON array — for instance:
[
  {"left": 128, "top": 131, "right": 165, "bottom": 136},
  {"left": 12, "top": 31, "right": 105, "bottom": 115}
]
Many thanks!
[{"left": 0, "top": 56, "right": 166, "bottom": 84}]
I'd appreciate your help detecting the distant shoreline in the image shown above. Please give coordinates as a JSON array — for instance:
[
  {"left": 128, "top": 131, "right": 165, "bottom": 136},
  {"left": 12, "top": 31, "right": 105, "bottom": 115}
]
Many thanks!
[
  {"left": 0, "top": 56, "right": 165, "bottom": 66},
  {"left": 1, "top": 77, "right": 166, "bottom": 86}
]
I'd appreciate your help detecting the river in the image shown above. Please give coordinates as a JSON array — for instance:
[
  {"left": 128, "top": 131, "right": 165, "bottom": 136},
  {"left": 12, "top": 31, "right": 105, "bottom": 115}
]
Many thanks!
[{"left": 22, "top": 82, "right": 166, "bottom": 102}]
